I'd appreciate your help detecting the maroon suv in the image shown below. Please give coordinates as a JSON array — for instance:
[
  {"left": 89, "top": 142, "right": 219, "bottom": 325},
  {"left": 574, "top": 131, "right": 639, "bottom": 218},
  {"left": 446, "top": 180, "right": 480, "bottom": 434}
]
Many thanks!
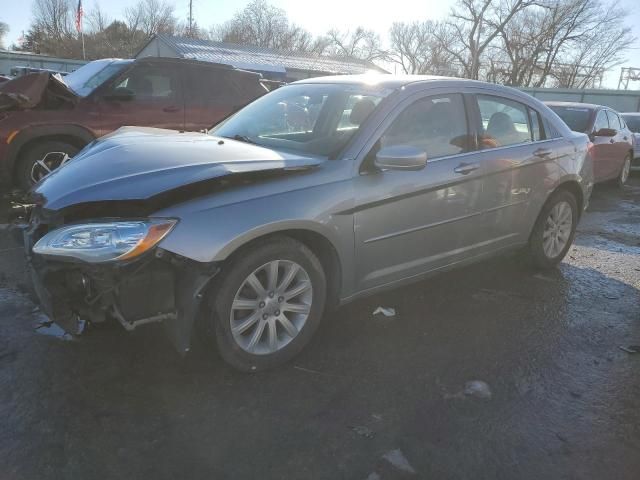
[
  {"left": 0, "top": 57, "right": 268, "bottom": 189},
  {"left": 546, "top": 102, "right": 633, "bottom": 187}
]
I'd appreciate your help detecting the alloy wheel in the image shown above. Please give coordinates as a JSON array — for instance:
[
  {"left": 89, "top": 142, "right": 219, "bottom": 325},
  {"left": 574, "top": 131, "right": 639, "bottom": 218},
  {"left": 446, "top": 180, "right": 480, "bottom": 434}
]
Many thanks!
[
  {"left": 30, "top": 151, "right": 72, "bottom": 184},
  {"left": 230, "top": 260, "right": 313, "bottom": 355},
  {"left": 542, "top": 200, "right": 573, "bottom": 259}
]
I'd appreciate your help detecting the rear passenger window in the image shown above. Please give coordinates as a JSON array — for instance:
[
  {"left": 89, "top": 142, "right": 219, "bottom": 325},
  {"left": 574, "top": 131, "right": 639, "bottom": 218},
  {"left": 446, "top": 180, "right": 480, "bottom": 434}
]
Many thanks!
[
  {"left": 607, "top": 111, "right": 623, "bottom": 130},
  {"left": 380, "top": 94, "right": 471, "bottom": 159},
  {"left": 476, "top": 95, "right": 532, "bottom": 148},
  {"left": 528, "top": 107, "right": 543, "bottom": 141},
  {"left": 594, "top": 111, "right": 609, "bottom": 132}
]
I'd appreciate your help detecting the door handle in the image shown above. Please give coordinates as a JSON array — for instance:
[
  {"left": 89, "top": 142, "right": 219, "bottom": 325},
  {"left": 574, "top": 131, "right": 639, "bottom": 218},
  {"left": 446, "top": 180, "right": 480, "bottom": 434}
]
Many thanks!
[
  {"left": 454, "top": 163, "right": 480, "bottom": 175},
  {"left": 533, "top": 148, "right": 552, "bottom": 158},
  {"left": 163, "top": 106, "right": 180, "bottom": 113},
  {"left": 609, "top": 139, "right": 615, "bottom": 144}
]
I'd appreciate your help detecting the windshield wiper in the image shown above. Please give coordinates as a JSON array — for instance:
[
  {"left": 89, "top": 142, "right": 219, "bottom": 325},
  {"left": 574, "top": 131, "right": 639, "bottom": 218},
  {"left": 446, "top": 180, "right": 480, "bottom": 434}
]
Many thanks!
[{"left": 225, "top": 134, "right": 258, "bottom": 145}]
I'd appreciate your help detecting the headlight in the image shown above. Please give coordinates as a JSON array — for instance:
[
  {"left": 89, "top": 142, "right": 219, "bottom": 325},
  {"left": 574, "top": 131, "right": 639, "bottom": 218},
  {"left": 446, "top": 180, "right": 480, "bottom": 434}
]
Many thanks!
[{"left": 33, "top": 219, "right": 177, "bottom": 263}]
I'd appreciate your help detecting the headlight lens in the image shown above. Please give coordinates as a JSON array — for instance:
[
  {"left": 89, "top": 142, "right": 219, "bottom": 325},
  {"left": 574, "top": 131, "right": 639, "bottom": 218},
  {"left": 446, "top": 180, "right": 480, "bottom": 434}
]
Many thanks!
[{"left": 33, "top": 219, "right": 177, "bottom": 263}]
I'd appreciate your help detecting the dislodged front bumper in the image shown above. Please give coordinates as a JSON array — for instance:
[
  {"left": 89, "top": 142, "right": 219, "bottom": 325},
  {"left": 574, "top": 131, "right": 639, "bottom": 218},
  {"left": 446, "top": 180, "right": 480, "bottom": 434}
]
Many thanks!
[{"left": 24, "top": 225, "right": 219, "bottom": 354}]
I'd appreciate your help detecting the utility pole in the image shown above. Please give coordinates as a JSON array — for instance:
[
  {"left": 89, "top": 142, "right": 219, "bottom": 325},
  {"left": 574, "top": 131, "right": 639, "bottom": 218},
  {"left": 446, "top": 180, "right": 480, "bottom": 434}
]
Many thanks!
[{"left": 188, "top": 0, "right": 193, "bottom": 37}]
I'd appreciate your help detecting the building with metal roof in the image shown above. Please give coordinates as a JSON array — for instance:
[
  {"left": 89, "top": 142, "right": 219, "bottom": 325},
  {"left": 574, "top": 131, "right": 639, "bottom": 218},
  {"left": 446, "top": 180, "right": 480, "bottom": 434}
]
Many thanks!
[
  {"left": 136, "top": 34, "right": 388, "bottom": 81},
  {"left": 0, "top": 49, "right": 87, "bottom": 77}
]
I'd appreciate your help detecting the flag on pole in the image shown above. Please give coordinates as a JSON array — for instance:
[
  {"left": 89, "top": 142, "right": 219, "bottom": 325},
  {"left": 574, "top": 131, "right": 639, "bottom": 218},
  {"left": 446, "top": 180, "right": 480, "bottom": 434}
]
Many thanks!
[{"left": 75, "top": 0, "right": 83, "bottom": 33}]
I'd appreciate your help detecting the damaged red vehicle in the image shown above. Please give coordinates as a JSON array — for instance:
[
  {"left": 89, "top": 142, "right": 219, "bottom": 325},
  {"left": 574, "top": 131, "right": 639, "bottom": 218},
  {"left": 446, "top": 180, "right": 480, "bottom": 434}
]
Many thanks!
[{"left": 0, "top": 57, "right": 268, "bottom": 189}]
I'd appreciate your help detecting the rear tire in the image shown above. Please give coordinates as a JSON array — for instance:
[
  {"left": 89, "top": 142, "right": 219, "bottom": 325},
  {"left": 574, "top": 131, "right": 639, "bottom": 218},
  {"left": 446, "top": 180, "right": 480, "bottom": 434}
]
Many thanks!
[
  {"left": 209, "top": 236, "right": 326, "bottom": 372},
  {"left": 15, "top": 140, "right": 79, "bottom": 190},
  {"left": 527, "top": 190, "right": 578, "bottom": 270},
  {"left": 617, "top": 153, "right": 631, "bottom": 188}
]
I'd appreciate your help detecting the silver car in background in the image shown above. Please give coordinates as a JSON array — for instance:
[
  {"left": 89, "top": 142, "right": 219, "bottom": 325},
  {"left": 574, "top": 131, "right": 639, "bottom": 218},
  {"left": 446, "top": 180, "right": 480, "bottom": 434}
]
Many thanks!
[
  {"left": 621, "top": 112, "right": 640, "bottom": 170},
  {"left": 24, "top": 75, "right": 593, "bottom": 371}
]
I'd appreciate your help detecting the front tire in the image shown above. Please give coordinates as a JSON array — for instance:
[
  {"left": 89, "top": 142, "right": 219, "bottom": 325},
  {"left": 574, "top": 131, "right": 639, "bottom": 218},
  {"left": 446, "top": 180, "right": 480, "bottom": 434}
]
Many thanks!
[
  {"left": 15, "top": 140, "right": 79, "bottom": 190},
  {"left": 210, "top": 236, "right": 326, "bottom": 372},
  {"left": 527, "top": 190, "right": 578, "bottom": 270}
]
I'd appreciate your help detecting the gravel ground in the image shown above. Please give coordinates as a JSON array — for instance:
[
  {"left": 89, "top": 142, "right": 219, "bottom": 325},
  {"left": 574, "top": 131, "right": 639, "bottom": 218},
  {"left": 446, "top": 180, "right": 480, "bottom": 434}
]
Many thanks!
[{"left": 0, "top": 176, "right": 639, "bottom": 480}]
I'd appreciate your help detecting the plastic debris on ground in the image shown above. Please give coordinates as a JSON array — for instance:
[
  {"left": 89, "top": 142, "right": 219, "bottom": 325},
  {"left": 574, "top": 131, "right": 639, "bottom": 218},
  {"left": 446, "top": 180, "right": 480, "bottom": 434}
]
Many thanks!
[
  {"left": 463, "top": 380, "right": 493, "bottom": 400},
  {"left": 373, "top": 307, "right": 396, "bottom": 317},
  {"left": 382, "top": 449, "right": 416, "bottom": 474},
  {"left": 619, "top": 345, "right": 640, "bottom": 354},
  {"left": 351, "top": 425, "right": 374, "bottom": 438}
]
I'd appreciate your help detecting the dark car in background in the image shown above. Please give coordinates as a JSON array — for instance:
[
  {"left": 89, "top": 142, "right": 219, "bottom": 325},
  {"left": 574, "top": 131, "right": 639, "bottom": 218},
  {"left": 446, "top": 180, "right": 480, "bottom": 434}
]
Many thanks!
[
  {"left": 0, "top": 57, "right": 268, "bottom": 189},
  {"left": 546, "top": 101, "right": 633, "bottom": 186},
  {"left": 621, "top": 112, "right": 640, "bottom": 170}
]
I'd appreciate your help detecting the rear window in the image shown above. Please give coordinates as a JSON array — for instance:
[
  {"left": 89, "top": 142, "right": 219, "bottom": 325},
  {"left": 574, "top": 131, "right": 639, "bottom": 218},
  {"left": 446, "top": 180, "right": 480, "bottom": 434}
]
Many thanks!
[
  {"left": 548, "top": 106, "right": 592, "bottom": 133},
  {"left": 622, "top": 115, "right": 640, "bottom": 133}
]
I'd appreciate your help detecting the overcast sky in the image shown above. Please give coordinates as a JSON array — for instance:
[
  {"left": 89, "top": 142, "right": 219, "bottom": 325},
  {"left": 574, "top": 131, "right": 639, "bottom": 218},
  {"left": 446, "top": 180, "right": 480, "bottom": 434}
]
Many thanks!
[{"left": 2, "top": 0, "right": 640, "bottom": 88}]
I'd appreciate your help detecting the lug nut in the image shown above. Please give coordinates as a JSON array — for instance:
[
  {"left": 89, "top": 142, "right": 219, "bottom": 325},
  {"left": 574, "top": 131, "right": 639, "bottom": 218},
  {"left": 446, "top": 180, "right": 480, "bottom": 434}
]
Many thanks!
[
  {"left": 262, "top": 313, "right": 268, "bottom": 320},
  {"left": 268, "top": 292, "right": 274, "bottom": 298},
  {"left": 259, "top": 301, "right": 265, "bottom": 308},
  {"left": 275, "top": 310, "right": 280, "bottom": 316},
  {"left": 278, "top": 296, "right": 284, "bottom": 303}
]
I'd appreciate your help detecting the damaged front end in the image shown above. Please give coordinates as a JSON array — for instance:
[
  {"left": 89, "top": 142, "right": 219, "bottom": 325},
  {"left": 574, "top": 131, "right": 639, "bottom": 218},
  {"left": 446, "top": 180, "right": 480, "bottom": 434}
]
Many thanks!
[{"left": 23, "top": 206, "right": 219, "bottom": 353}]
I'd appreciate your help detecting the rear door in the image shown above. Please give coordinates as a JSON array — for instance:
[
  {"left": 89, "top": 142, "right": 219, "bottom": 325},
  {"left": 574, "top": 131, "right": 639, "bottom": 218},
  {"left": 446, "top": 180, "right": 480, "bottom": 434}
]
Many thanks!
[
  {"left": 352, "top": 91, "right": 485, "bottom": 291},
  {"left": 469, "top": 93, "right": 560, "bottom": 247},
  {"left": 184, "top": 65, "right": 265, "bottom": 132},
  {"left": 590, "top": 109, "right": 617, "bottom": 181},
  {"left": 98, "top": 62, "right": 184, "bottom": 135}
]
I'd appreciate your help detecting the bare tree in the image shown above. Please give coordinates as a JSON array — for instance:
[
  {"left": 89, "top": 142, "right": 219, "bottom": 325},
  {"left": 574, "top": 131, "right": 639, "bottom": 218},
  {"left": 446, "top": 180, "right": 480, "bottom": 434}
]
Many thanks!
[
  {"left": 87, "top": 3, "right": 111, "bottom": 33},
  {"left": 326, "top": 27, "right": 385, "bottom": 61},
  {"left": 0, "top": 21, "right": 8, "bottom": 49},
  {"left": 388, "top": 21, "right": 458, "bottom": 74},
  {"left": 211, "top": 0, "right": 315, "bottom": 51},
  {"left": 491, "top": 0, "right": 634, "bottom": 87},
  {"left": 437, "top": 0, "right": 539, "bottom": 80},
  {"left": 125, "top": 0, "right": 176, "bottom": 38}
]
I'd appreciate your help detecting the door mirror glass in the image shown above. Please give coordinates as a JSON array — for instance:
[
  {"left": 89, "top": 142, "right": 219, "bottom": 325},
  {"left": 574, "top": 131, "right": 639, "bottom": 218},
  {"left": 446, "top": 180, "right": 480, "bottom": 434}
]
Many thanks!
[
  {"left": 593, "top": 127, "right": 617, "bottom": 137},
  {"left": 375, "top": 145, "right": 427, "bottom": 171},
  {"left": 104, "top": 87, "right": 135, "bottom": 101}
]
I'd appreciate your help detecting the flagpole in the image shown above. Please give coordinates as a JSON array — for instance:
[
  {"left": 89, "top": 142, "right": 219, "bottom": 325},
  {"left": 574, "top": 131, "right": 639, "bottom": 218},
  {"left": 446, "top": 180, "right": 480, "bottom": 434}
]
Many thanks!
[{"left": 81, "top": 30, "right": 85, "bottom": 60}]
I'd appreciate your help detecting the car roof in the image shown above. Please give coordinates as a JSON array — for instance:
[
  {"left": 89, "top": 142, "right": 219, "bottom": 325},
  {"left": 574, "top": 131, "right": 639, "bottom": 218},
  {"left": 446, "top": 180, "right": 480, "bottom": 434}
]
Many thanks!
[
  {"left": 621, "top": 112, "right": 640, "bottom": 116},
  {"left": 544, "top": 101, "right": 604, "bottom": 110},
  {"left": 291, "top": 74, "right": 512, "bottom": 90}
]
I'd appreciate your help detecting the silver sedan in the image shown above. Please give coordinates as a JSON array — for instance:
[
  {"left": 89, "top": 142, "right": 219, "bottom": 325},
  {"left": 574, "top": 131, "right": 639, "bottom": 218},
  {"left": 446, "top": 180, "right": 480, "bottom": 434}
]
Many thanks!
[{"left": 25, "top": 75, "right": 594, "bottom": 371}]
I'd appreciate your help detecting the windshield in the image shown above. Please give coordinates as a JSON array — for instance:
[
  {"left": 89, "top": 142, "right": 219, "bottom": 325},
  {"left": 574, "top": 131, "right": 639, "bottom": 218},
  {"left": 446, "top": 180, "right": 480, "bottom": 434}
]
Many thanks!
[
  {"left": 622, "top": 115, "right": 640, "bottom": 133},
  {"left": 210, "top": 83, "right": 390, "bottom": 156},
  {"left": 548, "top": 105, "right": 592, "bottom": 133},
  {"left": 63, "top": 59, "right": 131, "bottom": 96}
]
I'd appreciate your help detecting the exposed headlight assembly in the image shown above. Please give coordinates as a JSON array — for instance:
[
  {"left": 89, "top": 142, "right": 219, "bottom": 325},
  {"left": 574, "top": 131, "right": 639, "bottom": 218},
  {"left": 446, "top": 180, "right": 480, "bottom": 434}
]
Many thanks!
[{"left": 33, "top": 219, "right": 177, "bottom": 263}]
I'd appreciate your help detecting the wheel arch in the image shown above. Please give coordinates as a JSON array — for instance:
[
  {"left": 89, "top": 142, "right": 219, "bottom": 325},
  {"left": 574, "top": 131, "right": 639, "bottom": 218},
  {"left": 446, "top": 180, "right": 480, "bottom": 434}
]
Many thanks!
[
  {"left": 7, "top": 125, "right": 96, "bottom": 182},
  {"left": 219, "top": 228, "right": 343, "bottom": 310}
]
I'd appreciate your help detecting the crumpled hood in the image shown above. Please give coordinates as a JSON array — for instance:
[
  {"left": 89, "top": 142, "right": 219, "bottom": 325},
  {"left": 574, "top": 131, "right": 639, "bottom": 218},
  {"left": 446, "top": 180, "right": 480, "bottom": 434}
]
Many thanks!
[
  {"left": 34, "top": 127, "right": 322, "bottom": 211},
  {"left": 0, "top": 72, "right": 77, "bottom": 111}
]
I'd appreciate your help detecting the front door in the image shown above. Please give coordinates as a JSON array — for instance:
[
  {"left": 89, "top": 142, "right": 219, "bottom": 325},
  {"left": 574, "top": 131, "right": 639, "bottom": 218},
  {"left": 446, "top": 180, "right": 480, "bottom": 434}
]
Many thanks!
[
  {"left": 98, "top": 62, "right": 184, "bottom": 136},
  {"left": 353, "top": 92, "right": 484, "bottom": 292}
]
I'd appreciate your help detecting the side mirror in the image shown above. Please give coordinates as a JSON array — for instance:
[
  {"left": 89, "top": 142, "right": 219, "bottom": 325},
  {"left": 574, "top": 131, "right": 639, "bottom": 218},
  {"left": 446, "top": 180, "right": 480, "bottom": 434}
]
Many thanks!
[
  {"left": 593, "top": 127, "right": 617, "bottom": 137},
  {"left": 374, "top": 145, "right": 427, "bottom": 171},
  {"left": 103, "top": 87, "right": 135, "bottom": 102}
]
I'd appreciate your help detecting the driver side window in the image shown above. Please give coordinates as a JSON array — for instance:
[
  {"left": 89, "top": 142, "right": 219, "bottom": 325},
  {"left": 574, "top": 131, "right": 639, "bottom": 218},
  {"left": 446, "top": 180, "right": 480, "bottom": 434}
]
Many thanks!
[
  {"left": 379, "top": 94, "right": 471, "bottom": 159},
  {"left": 113, "top": 65, "right": 179, "bottom": 99}
]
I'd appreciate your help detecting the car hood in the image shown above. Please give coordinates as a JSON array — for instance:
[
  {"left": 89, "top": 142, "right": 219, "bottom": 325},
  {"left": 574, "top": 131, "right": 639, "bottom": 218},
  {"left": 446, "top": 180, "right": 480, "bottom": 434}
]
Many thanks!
[
  {"left": 33, "top": 127, "right": 323, "bottom": 211},
  {"left": 0, "top": 72, "right": 77, "bottom": 111}
]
